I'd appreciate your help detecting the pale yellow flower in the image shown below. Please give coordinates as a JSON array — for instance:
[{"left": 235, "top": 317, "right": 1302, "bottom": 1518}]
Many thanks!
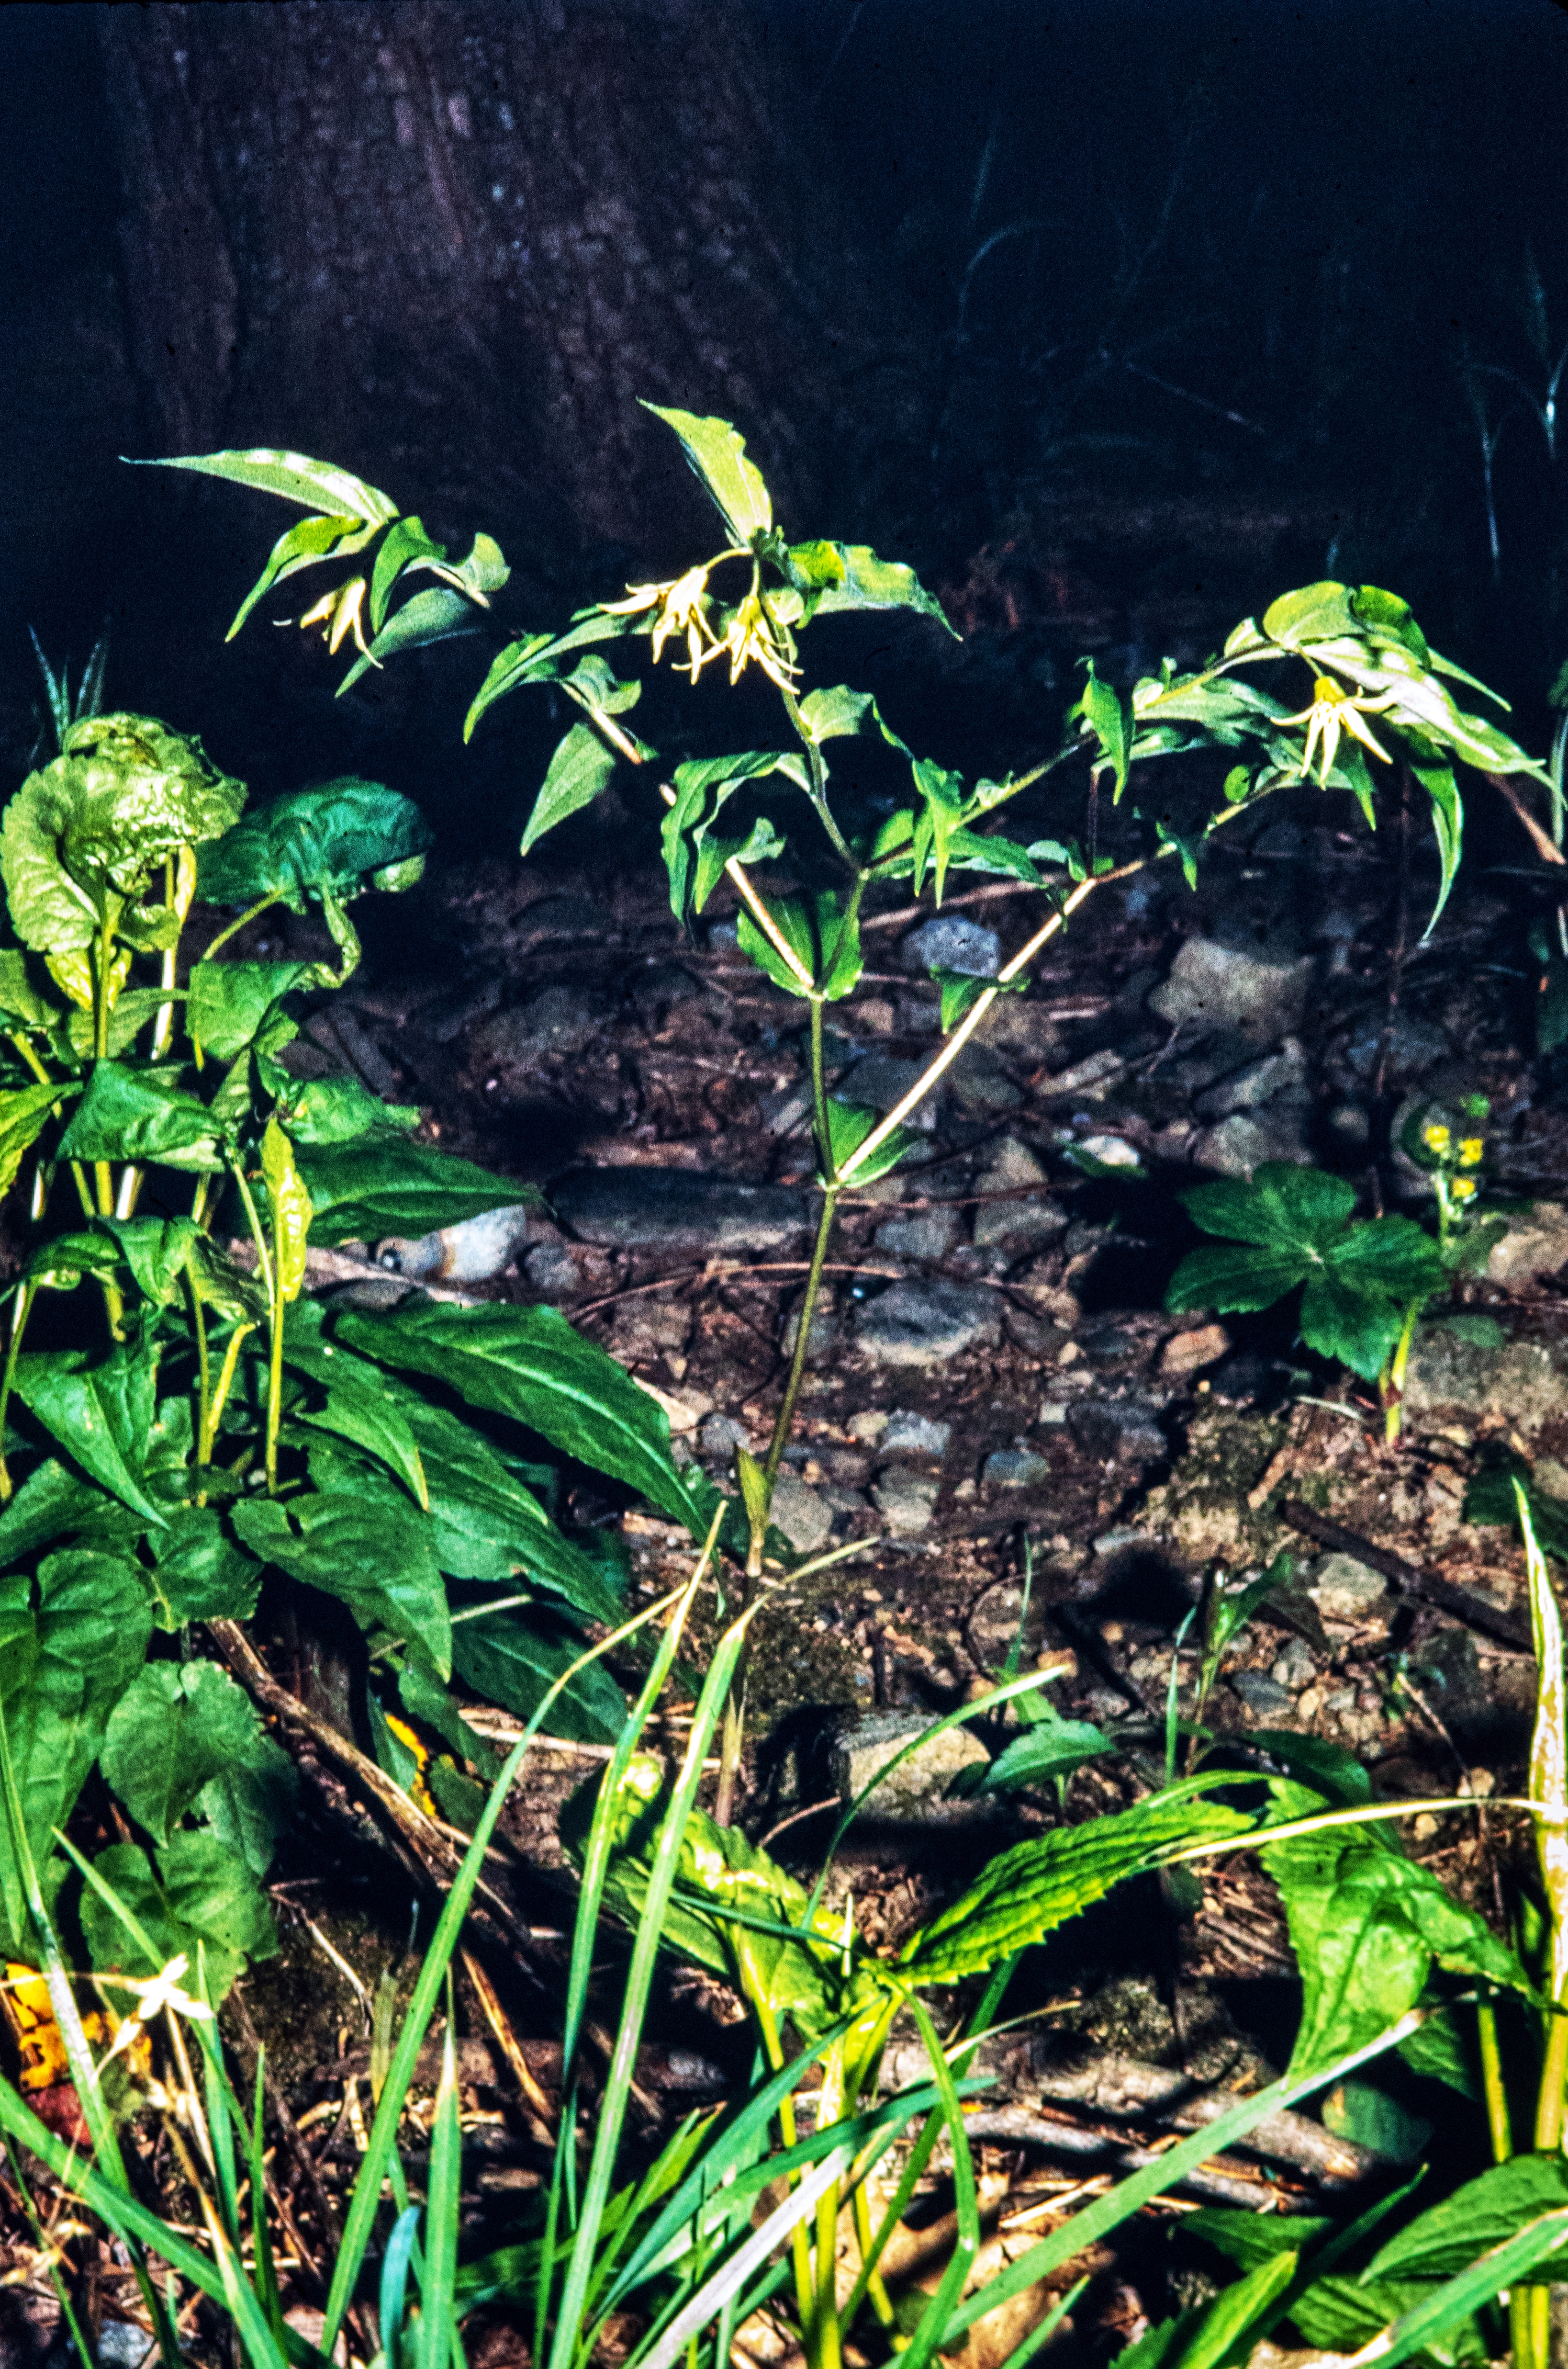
[
  {"left": 710, "top": 590, "right": 801, "bottom": 691},
  {"left": 1422, "top": 1121, "right": 1452, "bottom": 1153},
  {"left": 99, "top": 1952, "right": 213, "bottom": 2066},
  {"left": 1279, "top": 675, "right": 1395, "bottom": 785},
  {"left": 603, "top": 566, "right": 721, "bottom": 676},
  {"left": 1459, "top": 1137, "right": 1484, "bottom": 1166},
  {"left": 295, "top": 576, "right": 378, "bottom": 664},
  {"left": 1450, "top": 1174, "right": 1478, "bottom": 1202}
]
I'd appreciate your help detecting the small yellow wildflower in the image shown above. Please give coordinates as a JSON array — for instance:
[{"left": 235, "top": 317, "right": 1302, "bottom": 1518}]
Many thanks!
[
  {"left": 712, "top": 589, "right": 801, "bottom": 691},
  {"left": 294, "top": 576, "right": 378, "bottom": 664},
  {"left": 1459, "top": 1137, "right": 1484, "bottom": 1166},
  {"left": 1422, "top": 1121, "right": 1452, "bottom": 1153},
  {"left": 603, "top": 566, "right": 720, "bottom": 676},
  {"left": 1278, "top": 675, "right": 1396, "bottom": 786},
  {"left": 1450, "top": 1175, "right": 1478, "bottom": 1202}
]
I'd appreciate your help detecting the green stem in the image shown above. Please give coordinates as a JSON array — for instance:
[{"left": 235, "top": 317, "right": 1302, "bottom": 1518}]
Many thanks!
[
  {"left": 266, "top": 1204, "right": 289, "bottom": 1499},
  {"left": 152, "top": 853, "right": 182, "bottom": 1060},
  {"left": 204, "top": 1323, "right": 255, "bottom": 1465},
  {"left": 0, "top": 1283, "right": 35, "bottom": 1503},
  {"left": 8, "top": 1033, "right": 92, "bottom": 1219},
  {"left": 779, "top": 682, "right": 860, "bottom": 875},
  {"left": 200, "top": 889, "right": 284, "bottom": 964},
  {"left": 186, "top": 1272, "right": 212, "bottom": 1476},
  {"left": 765, "top": 1186, "right": 838, "bottom": 1495},
  {"left": 1478, "top": 2002, "right": 1512, "bottom": 2165},
  {"left": 1382, "top": 1297, "right": 1422, "bottom": 1446}
]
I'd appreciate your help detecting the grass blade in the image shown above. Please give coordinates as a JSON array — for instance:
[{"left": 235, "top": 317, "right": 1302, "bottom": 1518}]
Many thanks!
[{"left": 416, "top": 2009, "right": 463, "bottom": 2369}]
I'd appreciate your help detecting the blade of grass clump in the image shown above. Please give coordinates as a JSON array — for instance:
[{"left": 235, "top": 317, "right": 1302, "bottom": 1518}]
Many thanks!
[
  {"left": 548, "top": 1588, "right": 757, "bottom": 2369},
  {"left": 893, "top": 1993, "right": 981, "bottom": 2369},
  {"left": 633, "top": 2148, "right": 862, "bottom": 2369},
  {"left": 0, "top": 1706, "right": 183, "bottom": 2369},
  {"left": 323, "top": 1578, "right": 694, "bottom": 2357},
  {"left": 415, "top": 2005, "right": 463, "bottom": 2369},
  {"left": 381, "top": 2205, "right": 423, "bottom": 2359}
]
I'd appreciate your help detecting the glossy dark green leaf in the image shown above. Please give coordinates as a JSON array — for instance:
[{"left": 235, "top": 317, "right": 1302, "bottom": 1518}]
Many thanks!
[
  {"left": 57, "top": 1062, "right": 223, "bottom": 1172},
  {"left": 450, "top": 1598, "right": 626, "bottom": 1745},
  {"left": 196, "top": 779, "right": 432, "bottom": 910},
  {"left": 1319, "top": 2077, "right": 1433, "bottom": 2165},
  {"left": 278, "top": 1072, "right": 418, "bottom": 1147},
  {"left": 1182, "top": 1164, "right": 1359, "bottom": 1249},
  {"left": 233, "top": 1469, "right": 450, "bottom": 1675},
  {"left": 1248, "top": 1729, "right": 1372, "bottom": 1805},
  {"left": 518, "top": 723, "right": 620, "bottom": 858},
  {"left": 398, "top": 1398, "right": 622, "bottom": 1618},
  {"left": 822, "top": 1099, "right": 921, "bottom": 1187},
  {"left": 735, "top": 888, "right": 860, "bottom": 1003},
  {"left": 13, "top": 1345, "right": 165, "bottom": 1523},
  {"left": 1297, "top": 1269, "right": 1406, "bottom": 1381},
  {"left": 0, "top": 1547, "right": 153, "bottom": 1950},
  {"left": 101, "top": 1659, "right": 278, "bottom": 1847},
  {"left": 641, "top": 404, "right": 773, "bottom": 545},
  {"left": 81, "top": 1832, "right": 277, "bottom": 1999},
  {"left": 1370, "top": 2156, "right": 1568, "bottom": 2282},
  {"left": 336, "top": 585, "right": 482, "bottom": 697},
  {"left": 98, "top": 1215, "right": 202, "bottom": 1307},
  {"left": 0, "top": 1460, "right": 138, "bottom": 1569},
  {"left": 187, "top": 960, "right": 310, "bottom": 1060},
  {"left": 224, "top": 510, "right": 377, "bottom": 641},
  {"left": 334, "top": 1300, "right": 704, "bottom": 1534},
  {"left": 1165, "top": 1241, "right": 1310, "bottom": 1315},
  {"left": 292, "top": 1136, "right": 538, "bottom": 1245},
  {"left": 146, "top": 1508, "right": 263, "bottom": 1628},
  {"left": 1329, "top": 1214, "right": 1447, "bottom": 1302},
  {"left": 980, "top": 1715, "right": 1111, "bottom": 1791},
  {"left": 1394, "top": 2007, "right": 1478, "bottom": 2098},
  {"left": 397, "top": 1650, "right": 499, "bottom": 1781},
  {"left": 0, "top": 1079, "right": 76, "bottom": 1196},
  {"left": 290, "top": 1374, "right": 429, "bottom": 1509},
  {"left": 900, "top": 1785, "right": 1254, "bottom": 1985}
]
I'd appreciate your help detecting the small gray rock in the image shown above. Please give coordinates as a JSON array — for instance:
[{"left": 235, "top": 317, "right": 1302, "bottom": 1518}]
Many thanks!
[
  {"left": 853, "top": 1278, "right": 1001, "bottom": 1369},
  {"left": 698, "top": 1412, "right": 751, "bottom": 1462},
  {"left": 883, "top": 1410, "right": 952, "bottom": 1456},
  {"left": 1342, "top": 1015, "right": 1450, "bottom": 1083},
  {"left": 830, "top": 1709, "right": 990, "bottom": 1819},
  {"left": 983, "top": 1448, "right": 1051, "bottom": 1489},
  {"left": 1231, "top": 1670, "right": 1294, "bottom": 1716},
  {"left": 948, "top": 1053, "right": 1023, "bottom": 1113},
  {"left": 973, "top": 1138, "right": 1069, "bottom": 1252},
  {"left": 762, "top": 1078, "right": 814, "bottom": 1137},
  {"left": 837, "top": 1057, "right": 938, "bottom": 1126},
  {"left": 513, "top": 894, "right": 603, "bottom": 945},
  {"left": 1191, "top": 1108, "right": 1313, "bottom": 1179},
  {"left": 782, "top": 1294, "right": 839, "bottom": 1361},
  {"left": 900, "top": 915, "right": 1001, "bottom": 979},
  {"left": 552, "top": 1170, "right": 811, "bottom": 1254},
  {"left": 472, "top": 985, "right": 604, "bottom": 1066},
  {"left": 1148, "top": 935, "right": 1314, "bottom": 1044},
  {"left": 874, "top": 1207, "right": 959, "bottom": 1260},
  {"left": 769, "top": 1469, "right": 834, "bottom": 1556},
  {"left": 1194, "top": 1038, "right": 1308, "bottom": 1118},
  {"left": 873, "top": 1466, "right": 941, "bottom": 1534},
  {"left": 1404, "top": 1327, "right": 1566, "bottom": 1436},
  {"left": 525, "top": 1240, "right": 583, "bottom": 1299},
  {"left": 1307, "top": 1554, "right": 1391, "bottom": 1623},
  {"left": 1271, "top": 1638, "right": 1317, "bottom": 1691},
  {"left": 1067, "top": 1399, "right": 1166, "bottom": 1464}
]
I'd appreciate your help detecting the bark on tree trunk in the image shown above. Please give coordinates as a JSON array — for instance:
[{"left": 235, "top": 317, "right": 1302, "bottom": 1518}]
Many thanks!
[{"left": 101, "top": 0, "right": 929, "bottom": 595}]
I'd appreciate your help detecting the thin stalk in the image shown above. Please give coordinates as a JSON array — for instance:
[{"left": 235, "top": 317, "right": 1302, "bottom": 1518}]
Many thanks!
[
  {"left": 7, "top": 1034, "right": 93, "bottom": 1218},
  {"left": 1382, "top": 1297, "right": 1422, "bottom": 1446},
  {"left": 185, "top": 1270, "right": 212, "bottom": 1472},
  {"left": 200, "top": 889, "right": 284, "bottom": 964},
  {"left": 780, "top": 684, "right": 859, "bottom": 874},
  {"left": 265, "top": 1190, "right": 289, "bottom": 1497},
  {"left": 766, "top": 1185, "right": 837, "bottom": 1495},
  {"left": 0, "top": 1283, "right": 35, "bottom": 1502},
  {"left": 753, "top": 1991, "right": 820, "bottom": 2355},
  {"left": 152, "top": 855, "right": 179, "bottom": 1059},
  {"left": 1478, "top": 2004, "right": 1512, "bottom": 2166}
]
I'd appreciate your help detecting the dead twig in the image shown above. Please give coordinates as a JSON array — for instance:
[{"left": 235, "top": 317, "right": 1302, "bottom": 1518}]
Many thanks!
[{"left": 1277, "top": 1499, "right": 1532, "bottom": 1652}]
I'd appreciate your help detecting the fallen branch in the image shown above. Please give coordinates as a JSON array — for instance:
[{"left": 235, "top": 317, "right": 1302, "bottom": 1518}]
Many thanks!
[{"left": 1277, "top": 1500, "right": 1531, "bottom": 1653}]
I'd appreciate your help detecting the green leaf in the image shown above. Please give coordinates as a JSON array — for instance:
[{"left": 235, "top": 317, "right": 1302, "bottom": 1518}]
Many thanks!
[
  {"left": 0, "top": 1461, "right": 139, "bottom": 1570},
  {"left": 938, "top": 828, "right": 1044, "bottom": 886},
  {"left": 1370, "top": 2155, "right": 1568, "bottom": 2282},
  {"left": 909, "top": 757, "right": 966, "bottom": 902},
  {"left": 401, "top": 1399, "right": 623, "bottom": 1620},
  {"left": 4, "top": 718, "right": 245, "bottom": 951},
  {"left": 640, "top": 405, "right": 773, "bottom": 545},
  {"left": 899, "top": 1785, "right": 1254, "bottom": 1985},
  {"left": 196, "top": 779, "right": 432, "bottom": 911},
  {"left": 822, "top": 1098, "right": 921, "bottom": 1187},
  {"left": 146, "top": 1508, "right": 263, "bottom": 1627},
  {"left": 795, "top": 684, "right": 912, "bottom": 755},
  {"left": 188, "top": 960, "right": 310, "bottom": 1060},
  {"left": 0, "top": 1080, "right": 76, "bottom": 1198},
  {"left": 462, "top": 632, "right": 569, "bottom": 742},
  {"left": 1262, "top": 582, "right": 1360, "bottom": 647},
  {"left": 13, "top": 1346, "right": 166, "bottom": 1523},
  {"left": 334, "top": 1300, "right": 705, "bottom": 1535},
  {"left": 233, "top": 1466, "right": 450, "bottom": 1676},
  {"left": 733, "top": 888, "right": 862, "bottom": 1003},
  {"left": 57, "top": 1062, "right": 223, "bottom": 1173},
  {"left": 1412, "top": 763, "right": 1462, "bottom": 941},
  {"left": 1164, "top": 2253, "right": 1299, "bottom": 2369},
  {"left": 80, "top": 1832, "right": 277, "bottom": 1999},
  {"left": 138, "top": 447, "right": 399, "bottom": 526},
  {"left": 1183, "top": 2210, "right": 1333, "bottom": 2272},
  {"left": 279, "top": 1072, "right": 418, "bottom": 1147},
  {"left": 785, "top": 540, "right": 956, "bottom": 634},
  {"left": 1394, "top": 2006, "right": 1478, "bottom": 2098},
  {"left": 1297, "top": 1269, "right": 1407, "bottom": 1381},
  {"left": 292, "top": 1136, "right": 538, "bottom": 1246},
  {"left": 369, "top": 515, "right": 447, "bottom": 633},
  {"left": 336, "top": 585, "right": 484, "bottom": 697},
  {"left": 94, "top": 1215, "right": 201, "bottom": 1308},
  {"left": 1328, "top": 1214, "right": 1447, "bottom": 1303},
  {"left": 1182, "top": 1163, "right": 1359, "bottom": 1249},
  {"left": 224, "top": 510, "right": 379, "bottom": 642},
  {"left": 289, "top": 1368, "right": 429, "bottom": 1510},
  {"left": 1165, "top": 1241, "right": 1312, "bottom": 1315},
  {"left": 519, "top": 723, "right": 620, "bottom": 858},
  {"left": 1248, "top": 1729, "right": 1372, "bottom": 1805},
  {"left": 0, "top": 1548, "right": 154, "bottom": 1952},
  {"left": 661, "top": 751, "right": 802, "bottom": 924},
  {"left": 981, "top": 1715, "right": 1111, "bottom": 1791},
  {"left": 1319, "top": 2077, "right": 1433, "bottom": 2164},
  {"left": 1263, "top": 1801, "right": 1529, "bottom": 2079},
  {"left": 0, "top": 951, "right": 64, "bottom": 1030},
  {"left": 101, "top": 1659, "right": 281, "bottom": 1848},
  {"left": 1075, "top": 662, "right": 1132, "bottom": 801},
  {"left": 450, "top": 1599, "right": 627, "bottom": 1745}
]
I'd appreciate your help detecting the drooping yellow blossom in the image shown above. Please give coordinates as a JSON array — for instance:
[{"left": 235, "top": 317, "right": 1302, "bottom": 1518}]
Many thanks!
[
  {"left": 1422, "top": 1121, "right": 1452, "bottom": 1153},
  {"left": 294, "top": 576, "right": 378, "bottom": 664},
  {"left": 1279, "top": 675, "right": 1396, "bottom": 785},
  {"left": 1459, "top": 1137, "right": 1485, "bottom": 1166},
  {"left": 603, "top": 565, "right": 721, "bottom": 677},
  {"left": 712, "top": 589, "right": 801, "bottom": 691}
]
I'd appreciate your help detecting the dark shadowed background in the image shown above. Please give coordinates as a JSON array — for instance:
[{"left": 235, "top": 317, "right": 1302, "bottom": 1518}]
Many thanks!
[{"left": 2, "top": 0, "right": 1565, "bottom": 851}]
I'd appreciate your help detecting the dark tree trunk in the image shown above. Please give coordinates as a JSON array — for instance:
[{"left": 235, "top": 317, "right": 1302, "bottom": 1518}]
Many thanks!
[{"left": 101, "top": 0, "right": 929, "bottom": 595}]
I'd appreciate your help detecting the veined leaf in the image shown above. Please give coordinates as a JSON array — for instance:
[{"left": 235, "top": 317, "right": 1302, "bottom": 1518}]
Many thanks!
[
  {"left": 1368, "top": 2155, "right": 1568, "bottom": 2282},
  {"left": 334, "top": 1299, "right": 705, "bottom": 1534},
  {"left": 0, "top": 1080, "right": 76, "bottom": 1198},
  {"left": 823, "top": 1099, "right": 920, "bottom": 1187},
  {"left": 233, "top": 1463, "right": 450, "bottom": 1675},
  {"left": 101, "top": 1660, "right": 288, "bottom": 1851},
  {"left": 641, "top": 404, "right": 773, "bottom": 545},
  {"left": 188, "top": 959, "right": 310, "bottom": 1060},
  {"left": 795, "top": 684, "right": 912, "bottom": 754},
  {"left": 13, "top": 1347, "right": 166, "bottom": 1523},
  {"left": 80, "top": 1833, "right": 278, "bottom": 2003},
  {"left": 225, "top": 511, "right": 379, "bottom": 642},
  {"left": 279, "top": 1072, "right": 418, "bottom": 1147},
  {"left": 900, "top": 1786, "right": 1255, "bottom": 1984},
  {"left": 449, "top": 1600, "right": 626, "bottom": 1745},
  {"left": 1076, "top": 663, "right": 1131, "bottom": 801},
  {"left": 786, "top": 540, "right": 956, "bottom": 634},
  {"left": 197, "top": 778, "right": 431, "bottom": 910},
  {"left": 292, "top": 1136, "right": 539, "bottom": 1245},
  {"left": 57, "top": 1062, "right": 223, "bottom": 1173},
  {"left": 136, "top": 448, "right": 400, "bottom": 527},
  {"left": 519, "top": 723, "right": 619, "bottom": 858}
]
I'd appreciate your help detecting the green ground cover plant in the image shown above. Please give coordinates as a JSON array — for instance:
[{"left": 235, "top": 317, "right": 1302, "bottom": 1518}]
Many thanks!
[{"left": 0, "top": 406, "right": 1564, "bottom": 2363}]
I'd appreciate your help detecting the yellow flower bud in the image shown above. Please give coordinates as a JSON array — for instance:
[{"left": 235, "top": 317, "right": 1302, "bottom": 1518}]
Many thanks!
[{"left": 1459, "top": 1138, "right": 1484, "bottom": 1165}]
